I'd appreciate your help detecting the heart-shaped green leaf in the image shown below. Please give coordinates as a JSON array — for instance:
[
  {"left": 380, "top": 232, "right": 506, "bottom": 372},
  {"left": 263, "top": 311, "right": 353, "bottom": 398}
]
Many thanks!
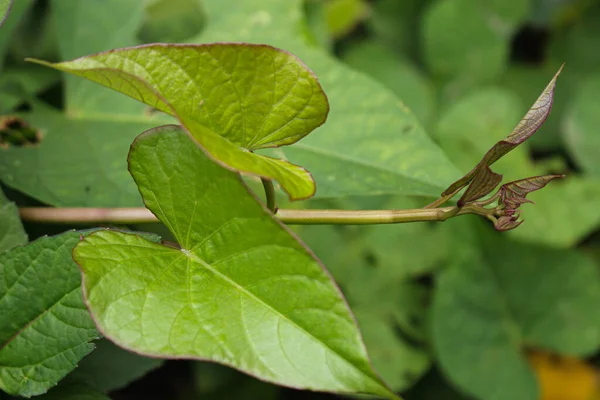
[
  {"left": 194, "top": 0, "right": 461, "bottom": 199},
  {"left": 73, "top": 125, "right": 398, "bottom": 399},
  {"left": 0, "top": 232, "right": 100, "bottom": 397},
  {"left": 29, "top": 43, "right": 330, "bottom": 200}
]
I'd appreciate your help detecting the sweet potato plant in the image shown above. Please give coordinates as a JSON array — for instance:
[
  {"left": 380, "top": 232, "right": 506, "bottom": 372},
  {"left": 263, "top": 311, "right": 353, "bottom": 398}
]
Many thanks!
[{"left": 1, "top": 1, "right": 599, "bottom": 400}]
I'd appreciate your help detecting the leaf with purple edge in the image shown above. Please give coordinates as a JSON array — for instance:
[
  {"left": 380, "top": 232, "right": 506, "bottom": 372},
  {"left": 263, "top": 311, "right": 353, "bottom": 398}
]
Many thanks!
[
  {"left": 457, "top": 166, "right": 503, "bottom": 206},
  {"left": 27, "top": 43, "right": 330, "bottom": 200},
  {"left": 494, "top": 214, "right": 524, "bottom": 232},
  {"left": 499, "top": 174, "right": 565, "bottom": 210},
  {"left": 442, "top": 64, "right": 564, "bottom": 197},
  {"left": 72, "top": 125, "right": 399, "bottom": 399}
]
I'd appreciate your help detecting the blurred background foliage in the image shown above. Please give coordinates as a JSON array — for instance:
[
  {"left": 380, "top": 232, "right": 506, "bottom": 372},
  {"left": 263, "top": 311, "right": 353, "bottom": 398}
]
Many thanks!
[{"left": 1, "top": 0, "right": 600, "bottom": 399}]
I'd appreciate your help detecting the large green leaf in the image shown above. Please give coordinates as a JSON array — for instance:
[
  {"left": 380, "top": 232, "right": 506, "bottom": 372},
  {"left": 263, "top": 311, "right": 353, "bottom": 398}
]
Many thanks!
[
  {"left": 0, "top": 188, "right": 27, "bottom": 253},
  {"left": 0, "top": 1, "right": 169, "bottom": 207},
  {"left": 193, "top": 0, "right": 460, "bottom": 198},
  {"left": 423, "top": 0, "right": 530, "bottom": 98},
  {"left": 30, "top": 43, "right": 329, "bottom": 200},
  {"left": 73, "top": 125, "right": 398, "bottom": 399},
  {"left": 0, "top": 232, "right": 100, "bottom": 397},
  {"left": 341, "top": 41, "right": 436, "bottom": 129},
  {"left": 51, "top": 0, "right": 147, "bottom": 117},
  {"left": 0, "top": 105, "right": 157, "bottom": 207},
  {"left": 297, "top": 210, "right": 433, "bottom": 391},
  {"left": 433, "top": 237, "right": 600, "bottom": 400}
]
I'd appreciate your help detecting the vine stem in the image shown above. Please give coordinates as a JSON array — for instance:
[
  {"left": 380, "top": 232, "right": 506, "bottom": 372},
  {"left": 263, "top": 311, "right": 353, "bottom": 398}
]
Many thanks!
[
  {"left": 18, "top": 205, "right": 481, "bottom": 225},
  {"left": 261, "top": 178, "right": 277, "bottom": 212},
  {"left": 423, "top": 185, "right": 463, "bottom": 209}
]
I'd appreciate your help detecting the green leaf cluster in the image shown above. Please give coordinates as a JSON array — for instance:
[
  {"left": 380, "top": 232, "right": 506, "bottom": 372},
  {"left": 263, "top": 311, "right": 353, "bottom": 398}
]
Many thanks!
[{"left": 1, "top": 1, "right": 600, "bottom": 400}]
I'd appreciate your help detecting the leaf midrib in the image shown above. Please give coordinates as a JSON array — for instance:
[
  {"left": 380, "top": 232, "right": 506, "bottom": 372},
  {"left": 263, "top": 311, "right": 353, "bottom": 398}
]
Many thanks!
[{"left": 181, "top": 249, "right": 391, "bottom": 397}]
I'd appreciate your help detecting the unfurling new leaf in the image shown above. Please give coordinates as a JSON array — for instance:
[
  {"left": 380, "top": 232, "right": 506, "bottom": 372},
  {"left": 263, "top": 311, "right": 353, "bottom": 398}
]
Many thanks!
[
  {"left": 442, "top": 64, "right": 564, "bottom": 199},
  {"left": 494, "top": 174, "right": 564, "bottom": 231},
  {"left": 458, "top": 166, "right": 502, "bottom": 205},
  {"left": 498, "top": 174, "right": 565, "bottom": 210}
]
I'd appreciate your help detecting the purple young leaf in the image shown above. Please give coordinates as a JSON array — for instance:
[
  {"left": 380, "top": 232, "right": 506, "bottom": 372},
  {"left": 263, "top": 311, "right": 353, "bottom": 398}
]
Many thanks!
[
  {"left": 498, "top": 174, "right": 564, "bottom": 210},
  {"left": 441, "top": 64, "right": 564, "bottom": 197},
  {"left": 494, "top": 215, "right": 524, "bottom": 231},
  {"left": 457, "top": 166, "right": 502, "bottom": 206}
]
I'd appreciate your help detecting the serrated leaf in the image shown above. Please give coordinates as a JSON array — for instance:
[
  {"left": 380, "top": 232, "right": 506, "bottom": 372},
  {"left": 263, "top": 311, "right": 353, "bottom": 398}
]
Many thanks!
[
  {"left": 194, "top": 0, "right": 460, "bottom": 198},
  {"left": 71, "top": 339, "right": 163, "bottom": 393},
  {"left": 0, "top": 0, "right": 12, "bottom": 28},
  {"left": 0, "top": 188, "right": 27, "bottom": 252},
  {"left": 499, "top": 174, "right": 564, "bottom": 210},
  {"left": 0, "top": 1, "right": 169, "bottom": 207},
  {"left": 73, "top": 125, "right": 398, "bottom": 399},
  {"left": 29, "top": 43, "right": 329, "bottom": 200},
  {"left": 433, "top": 238, "right": 600, "bottom": 400},
  {"left": 442, "top": 65, "right": 563, "bottom": 197},
  {"left": 0, "top": 232, "right": 100, "bottom": 397}
]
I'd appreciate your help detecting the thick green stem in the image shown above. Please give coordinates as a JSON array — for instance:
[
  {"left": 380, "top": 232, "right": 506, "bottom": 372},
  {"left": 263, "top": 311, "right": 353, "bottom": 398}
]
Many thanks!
[
  {"left": 276, "top": 207, "right": 466, "bottom": 224},
  {"left": 261, "top": 178, "right": 277, "bottom": 212},
  {"left": 19, "top": 205, "right": 478, "bottom": 225}
]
